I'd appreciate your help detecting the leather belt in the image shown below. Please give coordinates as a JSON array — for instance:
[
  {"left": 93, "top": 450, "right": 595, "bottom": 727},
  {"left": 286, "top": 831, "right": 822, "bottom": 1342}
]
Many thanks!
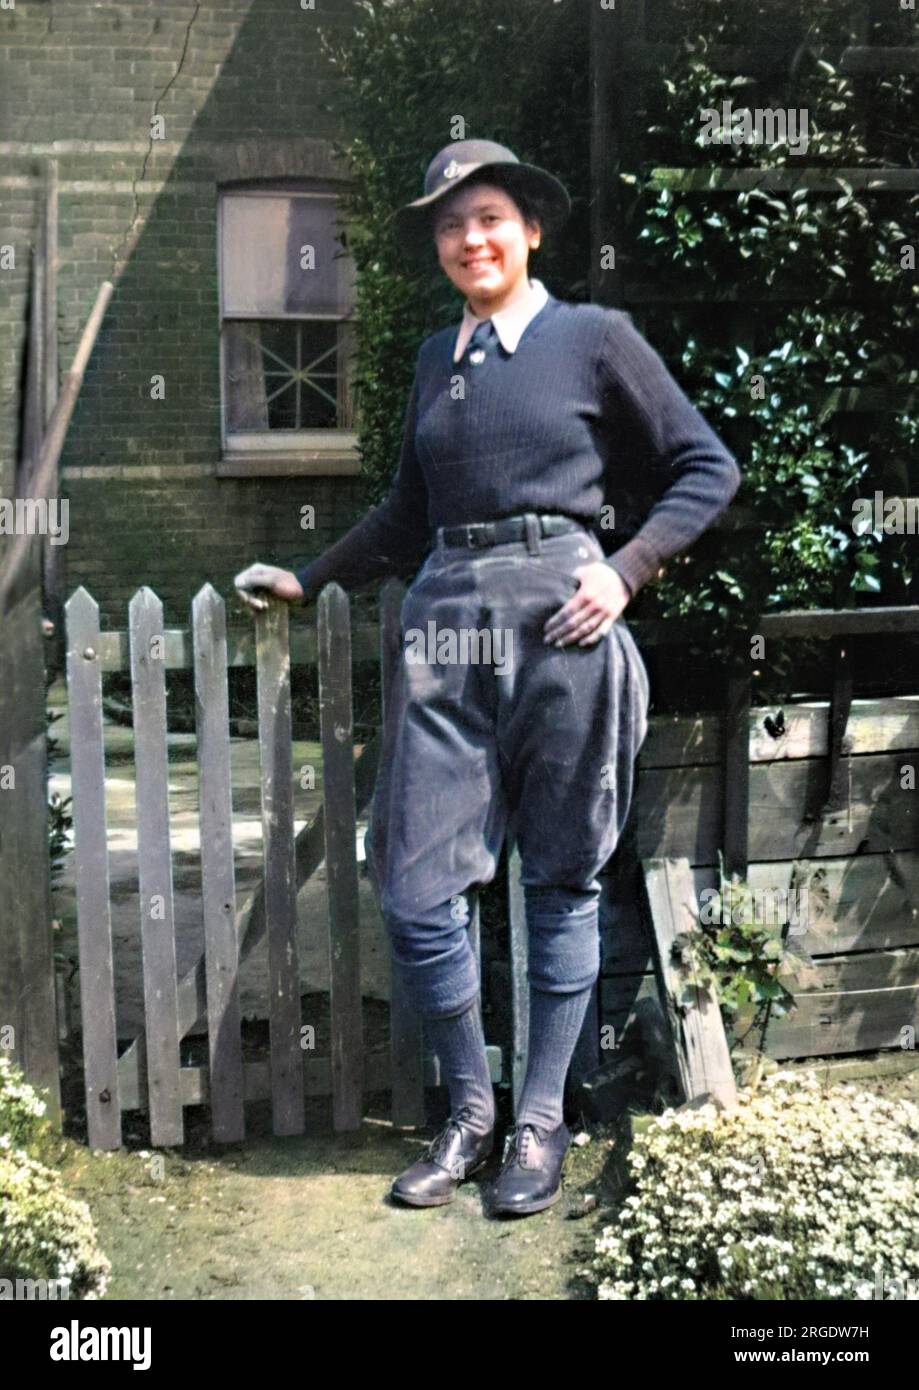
[{"left": 438, "top": 513, "right": 585, "bottom": 549}]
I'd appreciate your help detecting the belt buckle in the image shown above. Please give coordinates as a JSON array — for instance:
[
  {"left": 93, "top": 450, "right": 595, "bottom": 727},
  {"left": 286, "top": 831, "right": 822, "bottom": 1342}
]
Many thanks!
[{"left": 465, "top": 524, "right": 478, "bottom": 548}]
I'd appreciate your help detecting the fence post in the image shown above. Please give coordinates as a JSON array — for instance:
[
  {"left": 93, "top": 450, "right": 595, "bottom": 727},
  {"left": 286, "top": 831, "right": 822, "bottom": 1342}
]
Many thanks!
[
  {"left": 65, "top": 586, "right": 121, "bottom": 1149},
  {"left": 0, "top": 542, "right": 61, "bottom": 1127},
  {"left": 254, "top": 596, "right": 304, "bottom": 1136},
  {"left": 379, "top": 579, "right": 426, "bottom": 1127},
  {"left": 317, "top": 583, "right": 364, "bottom": 1131},
  {"left": 723, "top": 671, "right": 752, "bottom": 878},
  {"left": 193, "top": 584, "right": 245, "bottom": 1143},
  {"left": 129, "top": 587, "right": 183, "bottom": 1147}
]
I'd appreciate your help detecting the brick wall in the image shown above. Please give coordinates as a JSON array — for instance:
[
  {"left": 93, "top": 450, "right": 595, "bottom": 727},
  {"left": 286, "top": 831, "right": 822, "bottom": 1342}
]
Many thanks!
[{"left": 1, "top": 0, "right": 368, "bottom": 628}]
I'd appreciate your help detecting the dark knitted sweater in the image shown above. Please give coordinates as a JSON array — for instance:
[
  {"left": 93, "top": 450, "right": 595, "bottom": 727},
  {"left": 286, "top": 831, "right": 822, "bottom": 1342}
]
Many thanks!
[{"left": 294, "top": 292, "right": 741, "bottom": 603}]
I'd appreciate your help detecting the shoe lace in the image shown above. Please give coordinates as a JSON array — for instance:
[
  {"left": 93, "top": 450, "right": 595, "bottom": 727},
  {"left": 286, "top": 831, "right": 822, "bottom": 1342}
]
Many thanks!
[
  {"left": 499, "top": 1122, "right": 550, "bottom": 1174},
  {"left": 425, "top": 1105, "right": 477, "bottom": 1166}
]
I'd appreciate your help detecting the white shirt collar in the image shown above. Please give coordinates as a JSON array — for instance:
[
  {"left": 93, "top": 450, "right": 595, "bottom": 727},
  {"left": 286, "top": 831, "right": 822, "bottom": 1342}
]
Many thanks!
[{"left": 452, "top": 277, "right": 549, "bottom": 363}]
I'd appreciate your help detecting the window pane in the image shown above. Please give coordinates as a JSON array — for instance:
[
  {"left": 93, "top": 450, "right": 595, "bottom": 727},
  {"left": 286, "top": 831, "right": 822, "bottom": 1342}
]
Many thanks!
[
  {"left": 224, "top": 319, "right": 354, "bottom": 431},
  {"left": 221, "top": 193, "right": 356, "bottom": 317}
]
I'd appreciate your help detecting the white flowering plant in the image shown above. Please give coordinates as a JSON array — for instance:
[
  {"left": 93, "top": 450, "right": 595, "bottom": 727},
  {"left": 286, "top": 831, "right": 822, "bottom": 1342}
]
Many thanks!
[
  {"left": 0, "top": 1150, "right": 111, "bottom": 1299},
  {"left": 0, "top": 1054, "right": 50, "bottom": 1152},
  {"left": 587, "top": 1069, "right": 919, "bottom": 1300},
  {"left": 0, "top": 1057, "right": 111, "bottom": 1299}
]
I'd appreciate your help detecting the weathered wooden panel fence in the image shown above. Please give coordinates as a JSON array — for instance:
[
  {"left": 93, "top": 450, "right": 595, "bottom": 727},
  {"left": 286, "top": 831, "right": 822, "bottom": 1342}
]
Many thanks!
[{"left": 606, "top": 608, "right": 919, "bottom": 1072}]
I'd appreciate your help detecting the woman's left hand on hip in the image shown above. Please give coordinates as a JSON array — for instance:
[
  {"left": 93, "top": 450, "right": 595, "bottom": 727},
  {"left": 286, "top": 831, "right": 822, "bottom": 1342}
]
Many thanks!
[{"left": 542, "top": 563, "right": 631, "bottom": 648}]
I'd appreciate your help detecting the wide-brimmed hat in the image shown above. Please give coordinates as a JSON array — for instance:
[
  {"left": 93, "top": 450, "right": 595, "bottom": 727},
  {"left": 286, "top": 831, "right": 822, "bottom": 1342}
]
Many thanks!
[{"left": 389, "top": 138, "right": 571, "bottom": 247}]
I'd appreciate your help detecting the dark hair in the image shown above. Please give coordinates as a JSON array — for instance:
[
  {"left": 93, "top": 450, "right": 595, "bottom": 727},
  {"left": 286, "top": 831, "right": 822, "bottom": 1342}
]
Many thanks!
[{"left": 431, "top": 174, "right": 551, "bottom": 243}]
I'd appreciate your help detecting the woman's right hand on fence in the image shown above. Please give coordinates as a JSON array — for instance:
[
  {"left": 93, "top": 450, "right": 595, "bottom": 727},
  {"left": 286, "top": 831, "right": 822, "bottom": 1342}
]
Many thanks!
[{"left": 234, "top": 562, "right": 304, "bottom": 612}]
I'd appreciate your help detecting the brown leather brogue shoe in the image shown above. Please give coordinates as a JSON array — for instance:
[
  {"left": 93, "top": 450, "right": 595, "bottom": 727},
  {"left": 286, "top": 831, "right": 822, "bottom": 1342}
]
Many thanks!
[
  {"left": 390, "top": 1107, "right": 495, "bottom": 1207},
  {"left": 489, "top": 1120, "right": 571, "bottom": 1216}
]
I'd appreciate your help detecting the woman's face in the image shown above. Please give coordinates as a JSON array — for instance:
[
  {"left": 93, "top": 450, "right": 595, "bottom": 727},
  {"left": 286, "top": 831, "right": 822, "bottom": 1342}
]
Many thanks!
[{"left": 432, "top": 182, "right": 540, "bottom": 310}]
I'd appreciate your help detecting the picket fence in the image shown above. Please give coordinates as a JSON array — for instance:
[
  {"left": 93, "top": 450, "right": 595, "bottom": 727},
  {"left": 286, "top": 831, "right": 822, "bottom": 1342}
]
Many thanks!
[{"left": 64, "top": 579, "right": 573, "bottom": 1151}]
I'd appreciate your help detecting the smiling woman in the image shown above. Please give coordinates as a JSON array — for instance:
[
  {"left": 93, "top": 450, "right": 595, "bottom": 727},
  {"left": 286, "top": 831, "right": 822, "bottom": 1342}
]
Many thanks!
[
  {"left": 233, "top": 137, "right": 741, "bottom": 1219},
  {"left": 431, "top": 182, "right": 543, "bottom": 319}
]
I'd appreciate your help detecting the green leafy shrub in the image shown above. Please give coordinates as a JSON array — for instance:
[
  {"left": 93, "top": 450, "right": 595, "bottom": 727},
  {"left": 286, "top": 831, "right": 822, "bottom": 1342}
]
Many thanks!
[
  {"left": 671, "top": 859, "right": 797, "bottom": 1046},
  {"left": 618, "top": 0, "right": 919, "bottom": 645},
  {"left": 587, "top": 1070, "right": 919, "bottom": 1300}
]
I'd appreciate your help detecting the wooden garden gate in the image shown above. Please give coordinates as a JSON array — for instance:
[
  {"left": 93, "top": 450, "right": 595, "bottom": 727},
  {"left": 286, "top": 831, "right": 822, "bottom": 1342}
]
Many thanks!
[{"left": 64, "top": 577, "right": 571, "bottom": 1151}]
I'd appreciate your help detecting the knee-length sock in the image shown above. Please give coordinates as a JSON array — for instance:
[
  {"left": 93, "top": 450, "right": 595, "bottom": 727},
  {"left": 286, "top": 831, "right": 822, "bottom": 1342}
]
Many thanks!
[
  {"left": 516, "top": 983, "right": 594, "bottom": 1133},
  {"left": 423, "top": 994, "right": 496, "bottom": 1136}
]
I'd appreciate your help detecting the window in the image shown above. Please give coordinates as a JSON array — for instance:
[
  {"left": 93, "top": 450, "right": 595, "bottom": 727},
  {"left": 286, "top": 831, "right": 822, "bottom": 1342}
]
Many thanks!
[{"left": 217, "top": 184, "right": 359, "bottom": 475}]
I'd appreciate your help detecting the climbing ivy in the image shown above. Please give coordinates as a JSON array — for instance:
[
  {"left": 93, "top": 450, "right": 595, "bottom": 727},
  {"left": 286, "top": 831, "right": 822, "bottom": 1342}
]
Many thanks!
[{"left": 618, "top": 0, "right": 919, "bottom": 649}]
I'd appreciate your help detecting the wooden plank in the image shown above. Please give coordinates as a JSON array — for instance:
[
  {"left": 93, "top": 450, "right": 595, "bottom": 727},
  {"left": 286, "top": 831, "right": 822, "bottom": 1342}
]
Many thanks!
[
  {"left": 0, "top": 228, "right": 61, "bottom": 1127},
  {"left": 740, "top": 855, "right": 919, "bottom": 954},
  {"left": 43, "top": 160, "right": 58, "bottom": 427},
  {"left": 468, "top": 888, "right": 482, "bottom": 994},
  {"left": 642, "top": 858, "right": 738, "bottom": 1108},
  {"left": 571, "top": 984, "right": 601, "bottom": 1089},
  {"left": 812, "top": 641, "right": 853, "bottom": 819},
  {"left": 20, "top": 219, "right": 45, "bottom": 495},
  {"left": 379, "top": 579, "right": 425, "bottom": 1127},
  {"left": 254, "top": 596, "right": 304, "bottom": 1136},
  {"left": 634, "top": 753, "right": 919, "bottom": 865},
  {"left": 604, "top": 854, "right": 919, "bottom": 968},
  {"left": 642, "top": 696, "right": 919, "bottom": 770},
  {"left": 192, "top": 584, "right": 245, "bottom": 1143},
  {"left": 645, "top": 167, "right": 919, "bottom": 192},
  {"left": 841, "top": 45, "right": 919, "bottom": 74},
  {"left": 633, "top": 606, "right": 919, "bottom": 645},
  {"left": 506, "top": 841, "right": 529, "bottom": 1110},
  {"left": 750, "top": 607, "right": 919, "bottom": 639},
  {"left": 42, "top": 159, "right": 66, "bottom": 681},
  {"left": 92, "top": 622, "right": 382, "bottom": 672},
  {"left": 129, "top": 587, "right": 183, "bottom": 1147},
  {"left": 735, "top": 986, "right": 919, "bottom": 1060},
  {"left": 65, "top": 588, "right": 121, "bottom": 1150},
  {"left": 779, "top": 946, "right": 919, "bottom": 995},
  {"left": 0, "top": 282, "right": 112, "bottom": 617},
  {"left": 723, "top": 672, "right": 751, "bottom": 877},
  {"left": 89, "top": 605, "right": 919, "bottom": 670},
  {"left": 317, "top": 583, "right": 364, "bottom": 1132},
  {"left": 0, "top": 556, "right": 62, "bottom": 1127},
  {"left": 589, "top": 0, "right": 633, "bottom": 306},
  {"left": 115, "top": 1042, "right": 502, "bottom": 1113},
  {"left": 601, "top": 971, "right": 919, "bottom": 1064},
  {"left": 599, "top": 832, "right": 650, "bottom": 979}
]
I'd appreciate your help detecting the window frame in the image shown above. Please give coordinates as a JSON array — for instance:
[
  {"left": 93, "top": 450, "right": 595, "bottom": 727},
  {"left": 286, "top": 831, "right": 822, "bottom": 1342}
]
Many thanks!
[{"left": 216, "top": 180, "right": 360, "bottom": 477}]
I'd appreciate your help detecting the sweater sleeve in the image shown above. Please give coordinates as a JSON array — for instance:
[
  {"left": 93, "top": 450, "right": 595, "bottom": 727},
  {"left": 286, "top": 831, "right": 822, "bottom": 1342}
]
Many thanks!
[
  {"left": 597, "top": 310, "right": 742, "bottom": 598},
  {"left": 294, "top": 358, "right": 432, "bottom": 605}
]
